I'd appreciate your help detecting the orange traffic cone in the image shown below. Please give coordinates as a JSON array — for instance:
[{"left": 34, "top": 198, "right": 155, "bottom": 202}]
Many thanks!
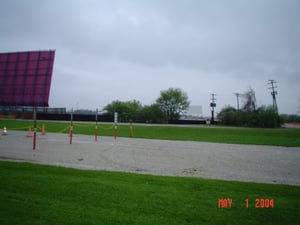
[
  {"left": 2, "top": 127, "right": 7, "bottom": 136},
  {"left": 27, "top": 128, "right": 33, "bottom": 137}
]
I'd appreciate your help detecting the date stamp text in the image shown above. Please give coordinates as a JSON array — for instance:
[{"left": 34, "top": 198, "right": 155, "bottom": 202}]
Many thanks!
[{"left": 218, "top": 198, "right": 275, "bottom": 208}]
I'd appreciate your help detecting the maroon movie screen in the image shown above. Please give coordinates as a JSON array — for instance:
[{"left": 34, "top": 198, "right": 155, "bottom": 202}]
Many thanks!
[{"left": 0, "top": 50, "right": 55, "bottom": 107}]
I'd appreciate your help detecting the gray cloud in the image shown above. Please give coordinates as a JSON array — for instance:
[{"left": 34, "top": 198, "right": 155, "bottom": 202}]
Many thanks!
[{"left": 1, "top": 0, "right": 299, "bottom": 115}]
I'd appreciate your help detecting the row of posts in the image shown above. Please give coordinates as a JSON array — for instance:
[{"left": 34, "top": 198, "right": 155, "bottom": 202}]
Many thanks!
[{"left": 31, "top": 109, "right": 133, "bottom": 150}]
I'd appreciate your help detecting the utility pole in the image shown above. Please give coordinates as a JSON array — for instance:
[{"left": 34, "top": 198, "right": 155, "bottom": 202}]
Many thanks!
[
  {"left": 298, "top": 97, "right": 300, "bottom": 115},
  {"left": 268, "top": 80, "right": 278, "bottom": 114},
  {"left": 210, "top": 93, "right": 216, "bottom": 124},
  {"left": 234, "top": 93, "right": 242, "bottom": 111}
]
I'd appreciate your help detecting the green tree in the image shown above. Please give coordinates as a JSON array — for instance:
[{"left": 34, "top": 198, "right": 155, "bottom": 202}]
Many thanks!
[
  {"left": 103, "top": 100, "right": 142, "bottom": 122},
  {"left": 156, "top": 88, "right": 190, "bottom": 122},
  {"left": 140, "top": 104, "right": 164, "bottom": 123},
  {"left": 281, "top": 114, "right": 300, "bottom": 123},
  {"left": 217, "top": 106, "right": 237, "bottom": 126}
]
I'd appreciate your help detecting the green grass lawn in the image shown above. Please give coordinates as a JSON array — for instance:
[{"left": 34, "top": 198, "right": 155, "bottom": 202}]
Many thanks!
[
  {"left": 1, "top": 119, "right": 300, "bottom": 147},
  {"left": 0, "top": 161, "right": 299, "bottom": 225}
]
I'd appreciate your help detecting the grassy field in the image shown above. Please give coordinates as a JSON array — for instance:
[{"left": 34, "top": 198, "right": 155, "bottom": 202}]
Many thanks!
[
  {"left": 0, "top": 161, "right": 299, "bottom": 225},
  {"left": 1, "top": 119, "right": 300, "bottom": 147}
]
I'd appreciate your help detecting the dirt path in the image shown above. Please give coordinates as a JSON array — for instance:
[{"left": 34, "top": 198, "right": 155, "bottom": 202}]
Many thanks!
[{"left": 1, "top": 131, "right": 299, "bottom": 185}]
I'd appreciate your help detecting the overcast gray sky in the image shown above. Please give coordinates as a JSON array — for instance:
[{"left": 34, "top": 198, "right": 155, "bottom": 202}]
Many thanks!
[{"left": 1, "top": 0, "right": 299, "bottom": 116}]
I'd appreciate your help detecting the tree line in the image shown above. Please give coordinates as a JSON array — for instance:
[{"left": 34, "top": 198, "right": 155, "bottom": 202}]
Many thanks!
[
  {"left": 217, "top": 88, "right": 283, "bottom": 128},
  {"left": 103, "top": 88, "right": 190, "bottom": 123},
  {"left": 102, "top": 86, "right": 297, "bottom": 127}
]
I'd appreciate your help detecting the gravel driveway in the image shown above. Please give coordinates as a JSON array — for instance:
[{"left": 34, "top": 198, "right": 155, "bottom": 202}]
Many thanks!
[{"left": 1, "top": 131, "right": 299, "bottom": 186}]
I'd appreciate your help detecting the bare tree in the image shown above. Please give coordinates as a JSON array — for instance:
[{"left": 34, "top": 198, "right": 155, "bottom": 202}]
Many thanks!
[{"left": 242, "top": 87, "right": 256, "bottom": 112}]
